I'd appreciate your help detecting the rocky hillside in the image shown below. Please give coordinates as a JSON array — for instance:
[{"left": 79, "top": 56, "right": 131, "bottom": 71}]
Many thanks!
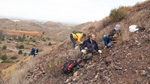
[{"left": 1, "top": 1, "right": 150, "bottom": 84}]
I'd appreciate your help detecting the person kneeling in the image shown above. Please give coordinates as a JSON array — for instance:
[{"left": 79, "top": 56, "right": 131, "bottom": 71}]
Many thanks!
[
  {"left": 81, "top": 34, "right": 102, "bottom": 62},
  {"left": 103, "top": 24, "right": 121, "bottom": 48}
]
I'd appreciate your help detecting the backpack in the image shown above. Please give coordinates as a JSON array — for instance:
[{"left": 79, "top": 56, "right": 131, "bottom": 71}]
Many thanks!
[
  {"left": 62, "top": 60, "right": 78, "bottom": 74},
  {"left": 72, "top": 30, "right": 82, "bottom": 34}
]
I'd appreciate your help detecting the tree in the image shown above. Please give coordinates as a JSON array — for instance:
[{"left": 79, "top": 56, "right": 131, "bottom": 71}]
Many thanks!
[
  {"left": 2, "top": 45, "right": 7, "bottom": 50},
  {"left": 0, "top": 31, "right": 5, "bottom": 41},
  {"left": 1, "top": 54, "right": 7, "bottom": 60},
  {"left": 22, "top": 34, "right": 26, "bottom": 40},
  {"left": 48, "top": 42, "right": 52, "bottom": 46},
  {"left": 18, "top": 50, "right": 23, "bottom": 54}
]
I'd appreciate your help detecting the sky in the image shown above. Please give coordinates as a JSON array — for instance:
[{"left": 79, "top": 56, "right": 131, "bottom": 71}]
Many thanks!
[{"left": 0, "top": 0, "right": 146, "bottom": 24}]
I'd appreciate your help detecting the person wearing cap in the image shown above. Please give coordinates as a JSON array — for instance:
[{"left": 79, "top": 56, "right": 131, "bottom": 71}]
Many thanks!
[
  {"left": 103, "top": 24, "right": 121, "bottom": 48},
  {"left": 70, "top": 31, "right": 86, "bottom": 49},
  {"left": 80, "top": 34, "right": 102, "bottom": 61}
]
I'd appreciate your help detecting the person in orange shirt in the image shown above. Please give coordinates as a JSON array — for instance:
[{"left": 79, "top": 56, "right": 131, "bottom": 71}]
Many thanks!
[{"left": 70, "top": 31, "right": 86, "bottom": 49}]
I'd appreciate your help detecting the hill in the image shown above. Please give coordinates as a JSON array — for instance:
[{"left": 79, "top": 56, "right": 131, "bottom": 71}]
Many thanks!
[{"left": 1, "top": 0, "right": 150, "bottom": 84}]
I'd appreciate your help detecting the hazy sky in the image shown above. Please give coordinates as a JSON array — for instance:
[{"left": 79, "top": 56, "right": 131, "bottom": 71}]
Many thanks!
[{"left": 0, "top": 0, "right": 146, "bottom": 24}]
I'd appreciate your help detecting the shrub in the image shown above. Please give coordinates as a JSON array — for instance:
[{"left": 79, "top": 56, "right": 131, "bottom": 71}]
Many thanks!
[
  {"left": 1, "top": 54, "right": 7, "bottom": 60},
  {"left": 8, "top": 38, "right": 13, "bottom": 41},
  {"left": 110, "top": 6, "right": 128, "bottom": 22},
  {"left": 24, "top": 53, "right": 27, "bottom": 56},
  {"left": 48, "top": 42, "right": 52, "bottom": 46},
  {"left": 43, "top": 39, "right": 46, "bottom": 42},
  {"left": 49, "top": 58, "right": 64, "bottom": 77},
  {"left": 42, "top": 32, "right": 45, "bottom": 35},
  {"left": 18, "top": 50, "right": 23, "bottom": 54},
  {"left": 11, "top": 56, "right": 17, "bottom": 60},
  {"left": 18, "top": 36, "right": 24, "bottom": 42},
  {"left": 42, "top": 38, "right": 46, "bottom": 42},
  {"left": 46, "top": 37, "right": 51, "bottom": 40},
  {"left": 1, "top": 60, "right": 12, "bottom": 63},
  {"left": 2, "top": 45, "right": 7, "bottom": 50},
  {"left": 7, "top": 41, "right": 11, "bottom": 43},
  {"left": 32, "top": 39, "right": 36, "bottom": 43},
  {"left": 16, "top": 44, "right": 24, "bottom": 49}
]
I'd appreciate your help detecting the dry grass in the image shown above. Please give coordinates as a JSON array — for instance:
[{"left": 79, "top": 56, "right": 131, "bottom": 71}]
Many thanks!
[
  {"left": 1, "top": 46, "right": 52, "bottom": 84},
  {"left": 0, "top": 56, "right": 31, "bottom": 81},
  {"left": 6, "top": 58, "right": 35, "bottom": 84}
]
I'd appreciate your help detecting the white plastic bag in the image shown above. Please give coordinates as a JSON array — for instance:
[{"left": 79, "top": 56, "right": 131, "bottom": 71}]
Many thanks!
[{"left": 129, "top": 25, "right": 139, "bottom": 32}]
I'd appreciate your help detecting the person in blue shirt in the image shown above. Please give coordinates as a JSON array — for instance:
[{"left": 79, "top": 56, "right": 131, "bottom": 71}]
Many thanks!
[{"left": 30, "top": 46, "right": 39, "bottom": 58}]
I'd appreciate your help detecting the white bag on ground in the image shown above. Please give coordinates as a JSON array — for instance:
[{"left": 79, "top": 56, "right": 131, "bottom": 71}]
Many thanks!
[{"left": 129, "top": 25, "right": 139, "bottom": 32}]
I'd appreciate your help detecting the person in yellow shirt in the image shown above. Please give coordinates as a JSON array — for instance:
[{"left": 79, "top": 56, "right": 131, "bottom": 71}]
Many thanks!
[{"left": 70, "top": 31, "right": 86, "bottom": 49}]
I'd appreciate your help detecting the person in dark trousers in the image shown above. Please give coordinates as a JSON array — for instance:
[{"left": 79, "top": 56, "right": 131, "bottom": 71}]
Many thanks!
[
  {"left": 103, "top": 24, "right": 121, "bottom": 48},
  {"left": 30, "top": 46, "right": 39, "bottom": 58},
  {"left": 70, "top": 31, "right": 86, "bottom": 49},
  {"left": 81, "top": 34, "right": 102, "bottom": 61}
]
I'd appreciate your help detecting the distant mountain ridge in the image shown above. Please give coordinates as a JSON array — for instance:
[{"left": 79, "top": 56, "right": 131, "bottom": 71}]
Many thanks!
[{"left": 0, "top": 18, "right": 92, "bottom": 42}]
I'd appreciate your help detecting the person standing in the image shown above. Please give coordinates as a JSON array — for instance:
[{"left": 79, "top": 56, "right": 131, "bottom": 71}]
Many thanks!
[{"left": 30, "top": 46, "right": 38, "bottom": 58}]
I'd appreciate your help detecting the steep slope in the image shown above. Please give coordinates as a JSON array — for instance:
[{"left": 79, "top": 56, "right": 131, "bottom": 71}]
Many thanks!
[
  {"left": 63, "top": 1, "right": 150, "bottom": 84},
  {"left": 38, "top": 1, "right": 150, "bottom": 84},
  {"left": 64, "top": 29, "right": 150, "bottom": 84}
]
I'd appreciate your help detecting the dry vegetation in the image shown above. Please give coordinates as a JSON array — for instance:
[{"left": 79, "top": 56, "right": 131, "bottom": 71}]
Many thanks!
[{"left": 110, "top": 6, "right": 128, "bottom": 22}]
